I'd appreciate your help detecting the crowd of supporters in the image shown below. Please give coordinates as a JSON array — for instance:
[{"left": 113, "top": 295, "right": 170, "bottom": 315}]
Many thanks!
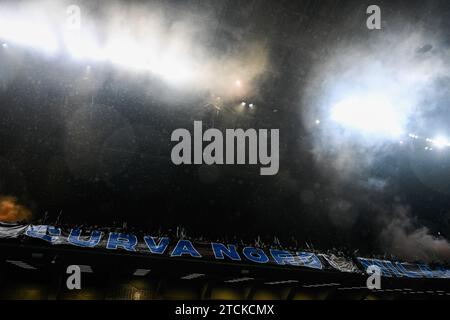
[{"left": 23, "top": 214, "right": 450, "bottom": 268}]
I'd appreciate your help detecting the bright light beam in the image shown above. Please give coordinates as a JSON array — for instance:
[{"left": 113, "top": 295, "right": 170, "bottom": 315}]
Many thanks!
[
  {"left": 0, "top": 10, "right": 59, "bottom": 55},
  {"left": 0, "top": 5, "right": 197, "bottom": 86},
  {"left": 331, "top": 94, "right": 404, "bottom": 139},
  {"left": 431, "top": 136, "right": 450, "bottom": 149}
]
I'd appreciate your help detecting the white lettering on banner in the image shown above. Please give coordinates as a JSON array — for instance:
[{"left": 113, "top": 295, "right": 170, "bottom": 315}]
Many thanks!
[{"left": 1, "top": 224, "right": 450, "bottom": 279}]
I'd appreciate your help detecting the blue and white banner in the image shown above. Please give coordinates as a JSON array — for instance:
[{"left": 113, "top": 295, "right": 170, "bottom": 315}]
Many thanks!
[
  {"left": 357, "top": 257, "right": 450, "bottom": 279},
  {"left": 1, "top": 223, "right": 450, "bottom": 279},
  {"left": 0, "top": 224, "right": 323, "bottom": 271}
]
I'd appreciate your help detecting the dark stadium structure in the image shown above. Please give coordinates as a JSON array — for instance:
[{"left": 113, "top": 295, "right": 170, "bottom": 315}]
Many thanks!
[
  {"left": 1, "top": 240, "right": 450, "bottom": 300},
  {"left": 0, "top": 222, "right": 450, "bottom": 300}
]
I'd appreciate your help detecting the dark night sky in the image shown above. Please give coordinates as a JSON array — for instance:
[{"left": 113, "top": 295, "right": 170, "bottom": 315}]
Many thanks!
[{"left": 1, "top": 0, "right": 450, "bottom": 260}]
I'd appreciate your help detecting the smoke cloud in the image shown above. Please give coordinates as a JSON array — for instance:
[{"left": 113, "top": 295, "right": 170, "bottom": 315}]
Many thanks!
[
  {"left": 302, "top": 27, "right": 450, "bottom": 262},
  {"left": 0, "top": 195, "right": 32, "bottom": 223},
  {"left": 379, "top": 205, "right": 450, "bottom": 263},
  {"left": 0, "top": 0, "right": 269, "bottom": 100}
]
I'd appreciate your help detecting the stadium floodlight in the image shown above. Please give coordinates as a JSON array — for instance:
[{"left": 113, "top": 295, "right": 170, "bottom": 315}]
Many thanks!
[
  {"left": 331, "top": 94, "right": 403, "bottom": 138},
  {"left": 0, "top": 5, "right": 197, "bottom": 85},
  {"left": 431, "top": 136, "right": 450, "bottom": 149},
  {"left": 64, "top": 31, "right": 106, "bottom": 62},
  {"left": 155, "top": 54, "right": 195, "bottom": 85},
  {"left": 63, "top": 30, "right": 196, "bottom": 85},
  {"left": 0, "top": 10, "right": 59, "bottom": 55}
]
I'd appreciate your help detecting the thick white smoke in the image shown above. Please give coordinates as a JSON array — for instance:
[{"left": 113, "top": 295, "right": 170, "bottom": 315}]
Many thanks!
[
  {"left": 0, "top": 0, "right": 268, "bottom": 99},
  {"left": 302, "top": 29, "right": 450, "bottom": 262},
  {"left": 379, "top": 205, "right": 450, "bottom": 262}
]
